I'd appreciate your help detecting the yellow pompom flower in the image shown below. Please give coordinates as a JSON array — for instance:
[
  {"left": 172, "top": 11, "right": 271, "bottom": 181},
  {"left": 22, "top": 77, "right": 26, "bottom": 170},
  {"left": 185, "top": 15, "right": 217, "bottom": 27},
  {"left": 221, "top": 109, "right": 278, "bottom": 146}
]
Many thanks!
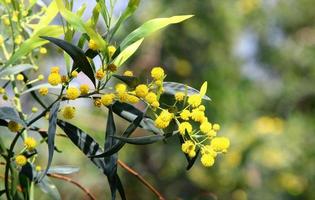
[
  {"left": 145, "top": 92, "right": 157, "bottom": 104},
  {"left": 39, "top": 47, "right": 47, "bottom": 54},
  {"left": 15, "top": 155, "right": 27, "bottom": 166},
  {"left": 50, "top": 66, "right": 60, "bottom": 73},
  {"left": 79, "top": 84, "right": 89, "bottom": 95},
  {"left": 127, "top": 95, "right": 139, "bottom": 104},
  {"left": 200, "top": 154, "right": 215, "bottom": 167},
  {"left": 108, "top": 45, "right": 116, "bottom": 58},
  {"left": 180, "top": 110, "right": 191, "bottom": 120},
  {"left": 200, "top": 121, "right": 212, "bottom": 134},
  {"left": 0, "top": 87, "right": 5, "bottom": 94},
  {"left": 38, "top": 87, "right": 48, "bottom": 96},
  {"left": 14, "top": 35, "right": 23, "bottom": 45},
  {"left": 181, "top": 140, "right": 196, "bottom": 158},
  {"left": 8, "top": 121, "right": 21, "bottom": 132},
  {"left": 0, "top": 35, "right": 4, "bottom": 46},
  {"left": 198, "top": 105, "right": 205, "bottom": 111},
  {"left": 71, "top": 70, "right": 78, "bottom": 77},
  {"left": 88, "top": 39, "right": 99, "bottom": 51},
  {"left": 188, "top": 94, "right": 202, "bottom": 108},
  {"left": 48, "top": 73, "right": 62, "bottom": 86},
  {"left": 175, "top": 92, "right": 185, "bottom": 101},
  {"left": 155, "top": 110, "right": 173, "bottom": 129},
  {"left": 115, "top": 83, "right": 127, "bottom": 94},
  {"left": 24, "top": 137, "right": 37, "bottom": 150},
  {"left": 191, "top": 108, "right": 205, "bottom": 122},
  {"left": 123, "top": 70, "right": 133, "bottom": 76},
  {"left": 101, "top": 93, "right": 115, "bottom": 106},
  {"left": 117, "top": 92, "right": 129, "bottom": 103},
  {"left": 66, "top": 87, "right": 80, "bottom": 100},
  {"left": 151, "top": 101, "right": 160, "bottom": 108},
  {"left": 135, "top": 84, "right": 149, "bottom": 98},
  {"left": 35, "top": 165, "right": 42, "bottom": 171},
  {"left": 201, "top": 145, "right": 217, "bottom": 157},
  {"left": 94, "top": 98, "right": 102, "bottom": 107},
  {"left": 151, "top": 67, "right": 165, "bottom": 80},
  {"left": 95, "top": 69, "right": 105, "bottom": 80},
  {"left": 213, "top": 123, "right": 220, "bottom": 131},
  {"left": 16, "top": 74, "right": 24, "bottom": 81},
  {"left": 38, "top": 74, "right": 44, "bottom": 81},
  {"left": 211, "top": 137, "right": 230, "bottom": 152},
  {"left": 178, "top": 122, "right": 193, "bottom": 135},
  {"left": 31, "top": 107, "right": 38, "bottom": 113},
  {"left": 207, "top": 130, "right": 217, "bottom": 137},
  {"left": 63, "top": 106, "right": 76, "bottom": 119}
]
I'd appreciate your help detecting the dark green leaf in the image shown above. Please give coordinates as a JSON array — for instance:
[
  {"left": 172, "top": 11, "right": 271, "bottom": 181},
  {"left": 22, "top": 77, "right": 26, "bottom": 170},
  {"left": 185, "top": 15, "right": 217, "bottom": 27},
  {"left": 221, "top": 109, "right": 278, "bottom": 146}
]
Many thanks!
[
  {"left": 0, "top": 107, "right": 26, "bottom": 127},
  {"left": 40, "top": 36, "right": 96, "bottom": 86},
  {"left": 113, "top": 75, "right": 139, "bottom": 88},
  {"left": 112, "top": 134, "right": 164, "bottom": 145},
  {"left": 19, "top": 163, "right": 33, "bottom": 200},
  {"left": 0, "top": 190, "right": 5, "bottom": 196},
  {"left": 40, "top": 101, "right": 60, "bottom": 182}
]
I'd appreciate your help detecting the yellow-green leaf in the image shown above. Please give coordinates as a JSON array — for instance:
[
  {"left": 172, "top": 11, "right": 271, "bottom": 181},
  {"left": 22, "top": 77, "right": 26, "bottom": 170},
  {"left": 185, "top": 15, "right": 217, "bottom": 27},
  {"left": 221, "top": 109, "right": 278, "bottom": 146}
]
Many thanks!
[
  {"left": 199, "top": 81, "right": 208, "bottom": 96},
  {"left": 113, "top": 38, "right": 143, "bottom": 67}
]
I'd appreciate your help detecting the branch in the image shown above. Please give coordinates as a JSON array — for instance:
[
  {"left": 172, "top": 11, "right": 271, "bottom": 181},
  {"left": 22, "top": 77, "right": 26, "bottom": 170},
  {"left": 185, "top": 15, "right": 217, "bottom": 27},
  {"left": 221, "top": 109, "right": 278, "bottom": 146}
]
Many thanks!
[
  {"left": 48, "top": 173, "right": 96, "bottom": 200},
  {"left": 117, "top": 160, "right": 165, "bottom": 200}
]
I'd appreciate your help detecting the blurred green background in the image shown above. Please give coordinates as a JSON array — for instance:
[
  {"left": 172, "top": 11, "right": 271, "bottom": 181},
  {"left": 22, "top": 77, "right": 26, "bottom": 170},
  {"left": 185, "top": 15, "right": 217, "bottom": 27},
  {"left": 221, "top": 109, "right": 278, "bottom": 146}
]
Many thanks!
[{"left": 3, "top": 0, "right": 315, "bottom": 199}]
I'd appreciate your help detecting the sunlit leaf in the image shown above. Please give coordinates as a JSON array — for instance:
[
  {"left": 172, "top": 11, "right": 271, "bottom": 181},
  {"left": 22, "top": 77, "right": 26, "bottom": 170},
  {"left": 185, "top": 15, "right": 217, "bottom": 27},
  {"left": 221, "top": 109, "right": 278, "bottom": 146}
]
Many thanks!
[
  {"left": 0, "top": 64, "right": 34, "bottom": 77},
  {"left": 199, "top": 81, "right": 208, "bottom": 97},
  {"left": 113, "top": 38, "right": 143, "bottom": 67}
]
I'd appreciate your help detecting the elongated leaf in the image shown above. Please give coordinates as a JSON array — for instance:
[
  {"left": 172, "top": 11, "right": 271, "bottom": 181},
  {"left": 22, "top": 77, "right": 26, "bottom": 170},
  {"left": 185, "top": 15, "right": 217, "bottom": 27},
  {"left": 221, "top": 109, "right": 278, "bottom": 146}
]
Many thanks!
[
  {"left": 112, "top": 101, "right": 163, "bottom": 135},
  {"left": 47, "top": 166, "right": 79, "bottom": 175},
  {"left": 19, "top": 163, "right": 33, "bottom": 199},
  {"left": 40, "top": 36, "right": 96, "bottom": 86},
  {"left": 113, "top": 75, "right": 139, "bottom": 88},
  {"left": 113, "top": 15, "right": 193, "bottom": 58},
  {"left": 163, "top": 81, "right": 211, "bottom": 100},
  {"left": 55, "top": 0, "right": 106, "bottom": 50},
  {"left": 112, "top": 134, "right": 164, "bottom": 145},
  {"left": 40, "top": 101, "right": 60, "bottom": 182},
  {"left": 0, "top": 107, "right": 26, "bottom": 126},
  {"left": 91, "top": 112, "right": 143, "bottom": 158},
  {"left": 113, "top": 38, "right": 143, "bottom": 67},
  {"left": 21, "top": 83, "right": 61, "bottom": 95},
  {"left": 4, "top": 25, "right": 63, "bottom": 67},
  {"left": 0, "top": 64, "right": 34, "bottom": 77},
  {"left": 37, "top": 176, "right": 61, "bottom": 200}
]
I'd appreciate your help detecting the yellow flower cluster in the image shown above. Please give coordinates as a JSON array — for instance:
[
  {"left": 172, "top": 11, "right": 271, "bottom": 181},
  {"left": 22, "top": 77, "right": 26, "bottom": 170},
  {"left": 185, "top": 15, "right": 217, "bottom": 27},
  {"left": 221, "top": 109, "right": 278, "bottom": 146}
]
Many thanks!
[
  {"left": 24, "top": 137, "right": 37, "bottom": 150},
  {"left": 155, "top": 110, "right": 173, "bottom": 129},
  {"left": 15, "top": 155, "right": 27, "bottom": 166},
  {"left": 63, "top": 106, "right": 76, "bottom": 119},
  {"left": 48, "top": 66, "right": 62, "bottom": 86},
  {"left": 66, "top": 87, "right": 80, "bottom": 100}
]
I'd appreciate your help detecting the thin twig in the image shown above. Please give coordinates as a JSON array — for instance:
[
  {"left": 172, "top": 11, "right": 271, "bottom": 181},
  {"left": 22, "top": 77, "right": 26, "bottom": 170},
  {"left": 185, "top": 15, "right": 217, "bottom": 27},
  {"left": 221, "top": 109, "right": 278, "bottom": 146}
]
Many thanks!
[
  {"left": 48, "top": 173, "right": 96, "bottom": 200},
  {"left": 117, "top": 160, "right": 166, "bottom": 200}
]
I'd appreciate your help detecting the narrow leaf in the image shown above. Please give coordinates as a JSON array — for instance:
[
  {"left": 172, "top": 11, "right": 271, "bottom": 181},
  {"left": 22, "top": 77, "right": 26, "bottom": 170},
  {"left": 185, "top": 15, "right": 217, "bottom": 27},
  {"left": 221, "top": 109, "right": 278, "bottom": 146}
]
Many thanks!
[
  {"left": 112, "top": 134, "right": 164, "bottom": 145},
  {"left": 47, "top": 166, "right": 79, "bottom": 175},
  {"left": 0, "top": 64, "right": 34, "bottom": 77},
  {"left": 37, "top": 176, "right": 61, "bottom": 200},
  {"left": 0, "top": 107, "right": 26, "bottom": 126},
  {"left": 163, "top": 81, "right": 211, "bottom": 100},
  {"left": 113, "top": 38, "right": 143, "bottom": 67}
]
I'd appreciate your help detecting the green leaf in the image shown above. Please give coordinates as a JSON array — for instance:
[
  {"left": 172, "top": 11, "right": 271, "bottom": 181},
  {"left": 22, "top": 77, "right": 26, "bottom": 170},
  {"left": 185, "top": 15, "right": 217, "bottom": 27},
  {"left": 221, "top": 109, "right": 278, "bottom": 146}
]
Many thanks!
[
  {"left": 40, "top": 101, "right": 60, "bottom": 182},
  {"left": 4, "top": 25, "right": 64, "bottom": 67},
  {"left": 37, "top": 176, "right": 61, "bottom": 200},
  {"left": 0, "top": 107, "right": 26, "bottom": 126},
  {"left": 163, "top": 81, "right": 211, "bottom": 100},
  {"left": 55, "top": 0, "right": 106, "bottom": 50},
  {"left": 113, "top": 15, "right": 193, "bottom": 58},
  {"left": 112, "top": 75, "right": 139, "bottom": 89},
  {"left": 0, "top": 64, "right": 34, "bottom": 77},
  {"left": 19, "top": 163, "right": 33, "bottom": 199},
  {"left": 112, "top": 134, "right": 164, "bottom": 145},
  {"left": 113, "top": 38, "right": 143, "bottom": 67},
  {"left": 47, "top": 166, "right": 79, "bottom": 175},
  {"left": 21, "top": 83, "right": 61, "bottom": 95},
  {"left": 40, "top": 36, "right": 96, "bottom": 86}
]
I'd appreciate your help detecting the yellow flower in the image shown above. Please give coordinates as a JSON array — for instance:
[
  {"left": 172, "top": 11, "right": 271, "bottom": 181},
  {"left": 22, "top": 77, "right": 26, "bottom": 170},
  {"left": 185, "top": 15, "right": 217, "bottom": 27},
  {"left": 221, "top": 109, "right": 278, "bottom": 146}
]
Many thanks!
[
  {"left": 15, "top": 155, "right": 27, "bottom": 166},
  {"left": 181, "top": 140, "right": 196, "bottom": 158},
  {"left": 24, "top": 137, "right": 37, "bottom": 150},
  {"left": 201, "top": 145, "right": 217, "bottom": 157},
  {"left": 154, "top": 110, "right": 173, "bottom": 129},
  {"left": 115, "top": 83, "right": 127, "bottom": 94},
  {"left": 14, "top": 35, "right": 23, "bottom": 45},
  {"left": 213, "top": 123, "right": 220, "bottom": 131},
  {"left": 31, "top": 107, "right": 38, "bottom": 113},
  {"left": 198, "top": 105, "right": 205, "bottom": 111},
  {"left": 107, "top": 64, "right": 117, "bottom": 72},
  {"left": 39, "top": 47, "right": 47, "bottom": 54},
  {"left": 191, "top": 108, "right": 205, "bottom": 122},
  {"left": 48, "top": 73, "right": 62, "bottom": 86},
  {"left": 63, "top": 106, "right": 76, "bottom": 119},
  {"left": 88, "top": 39, "right": 99, "bottom": 51},
  {"left": 16, "top": 74, "right": 24, "bottom": 81},
  {"left": 35, "top": 165, "right": 42, "bottom": 171},
  {"left": 0, "top": 87, "right": 5, "bottom": 94},
  {"left": 79, "top": 84, "right": 89, "bottom": 95},
  {"left": 101, "top": 93, "right": 115, "bottom": 106},
  {"left": 151, "top": 101, "right": 160, "bottom": 108},
  {"left": 66, "top": 87, "right": 80, "bottom": 100},
  {"left": 126, "top": 95, "right": 139, "bottom": 104},
  {"left": 151, "top": 67, "right": 165, "bottom": 80},
  {"left": 108, "top": 45, "right": 116, "bottom": 58},
  {"left": 95, "top": 69, "right": 105, "bottom": 80},
  {"left": 117, "top": 92, "right": 129, "bottom": 103},
  {"left": 71, "top": 70, "right": 78, "bottom": 77},
  {"left": 0, "top": 35, "right": 4, "bottom": 46},
  {"left": 180, "top": 110, "right": 191, "bottom": 120},
  {"left": 123, "top": 70, "right": 133, "bottom": 76},
  {"left": 8, "top": 121, "right": 21, "bottom": 132},
  {"left": 38, "top": 87, "right": 49, "bottom": 96},
  {"left": 188, "top": 94, "right": 202, "bottom": 108},
  {"left": 2, "top": 16, "right": 10, "bottom": 26},
  {"left": 50, "top": 66, "right": 60, "bottom": 73},
  {"left": 175, "top": 92, "right": 185, "bottom": 101},
  {"left": 135, "top": 84, "right": 149, "bottom": 98},
  {"left": 178, "top": 122, "right": 193, "bottom": 135},
  {"left": 94, "top": 98, "right": 102, "bottom": 107},
  {"left": 145, "top": 92, "right": 157, "bottom": 104},
  {"left": 200, "top": 121, "right": 212, "bottom": 134},
  {"left": 200, "top": 154, "right": 215, "bottom": 167},
  {"left": 38, "top": 74, "right": 44, "bottom": 81},
  {"left": 211, "top": 137, "right": 230, "bottom": 152},
  {"left": 155, "top": 80, "right": 162, "bottom": 86},
  {"left": 207, "top": 130, "right": 217, "bottom": 138}
]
